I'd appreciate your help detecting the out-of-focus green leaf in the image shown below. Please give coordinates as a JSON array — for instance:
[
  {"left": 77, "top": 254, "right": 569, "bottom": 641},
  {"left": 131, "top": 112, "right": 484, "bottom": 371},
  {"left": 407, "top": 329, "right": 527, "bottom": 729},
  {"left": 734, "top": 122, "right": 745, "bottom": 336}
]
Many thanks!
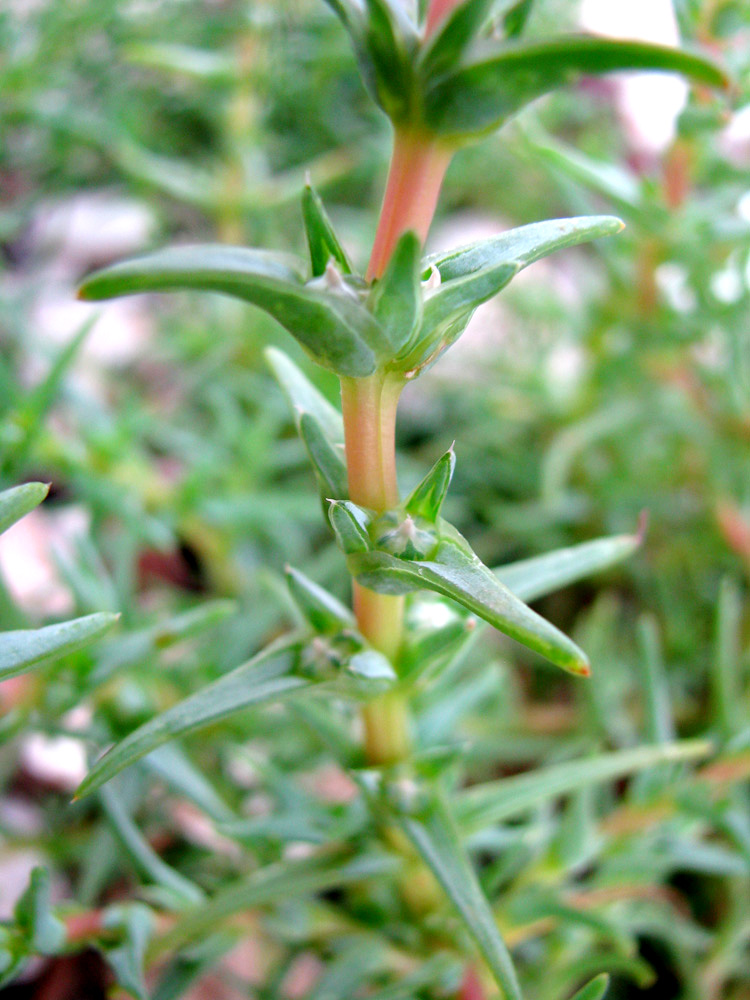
[
  {"left": 494, "top": 529, "right": 641, "bottom": 603},
  {"left": 93, "top": 602, "right": 234, "bottom": 683},
  {"left": 285, "top": 564, "right": 355, "bottom": 633},
  {"left": 0, "top": 612, "right": 119, "bottom": 680},
  {"left": 424, "top": 37, "right": 728, "bottom": 137},
  {"left": 396, "top": 792, "right": 522, "bottom": 1000},
  {"left": 456, "top": 740, "right": 711, "bottom": 832},
  {"left": 14, "top": 868, "right": 65, "bottom": 956},
  {"left": 0, "top": 482, "right": 49, "bottom": 535},
  {"left": 568, "top": 974, "right": 610, "bottom": 1000},
  {"left": 101, "top": 904, "right": 154, "bottom": 1000},
  {"left": 155, "top": 851, "right": 395, "bottom": 953},
  {"left": 100, "top": 785, "right": 204, "bottom": 905},
  {"left": 77, "top": 637, "right": 310, "bottom": 798}
]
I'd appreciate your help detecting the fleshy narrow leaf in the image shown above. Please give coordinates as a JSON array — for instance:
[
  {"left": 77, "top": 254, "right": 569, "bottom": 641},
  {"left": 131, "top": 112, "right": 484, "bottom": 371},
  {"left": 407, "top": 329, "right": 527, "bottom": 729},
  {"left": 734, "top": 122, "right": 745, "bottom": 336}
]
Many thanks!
[
  {"left": 100, "top": 785, "right": 204, "bottom": 904},
  {"left": 0, "top": 612, "right": 119, "bottom": 681},
  {"left": 79, "top": 246, "right": 380, "bottom": 377},
  {"left": 298, "top": 412, "right": 349, "bottom": 500},
  {"left": 155, "top": 851, "right": 395, "bottom": 953},
  {"left": 568, "top": 974, "right": 610, "bottom": 1000},
  {"left": 0, "top": 482, "right": 49, "bottom": 535},
  {"left": 396, "top": 792, "right": 522, "bottom": 1000},
  {"left": 302, "top": 181, "right": 353, "bottom": 277},
  {"left": 420, "top": 0, "right": 496, "bottom": 80},
  {"left": 426, "top": 216, "right": 624, "bottom": 282},
  {"left": 420, "top": 260, "right": 519, "bottom": 338},
  {"left": 143, "top": 744, "right": 235, "bottom": 823},
  {"left": 76, "top": 637, "right": 310, "bottom": 798},
  {"left": 405, "top": 447, "right": 456, "bottom": 522},
  {"left": 328, "top": 500, "right": 372, "bottom": 554},
  {"left": 285, "top": 565, "right": 355, "bottom": 633},
  {"left": 362, "top": 0, "right": 419, "bottom": 121},
  {"left": 494, "top": 529, "right": 640, "bottom": 603},
  {"left": 456, "top": 740, "right": 711, "bottom": 832},
  {"left": 93, "top": 601, "right": 234, "bottom": 684},
  {"left": 370, "top": 230, "right": 423, "bottom": 353},
  {"left": 424, "top": 37, "right": 728, "bottom": 138},
  {"left": 266, "top": 347, "right": 348, "bottom": 499},
  {"left": 349, "top": 520, "right": 590, "bottom": 675},
  {"left": 265, "top": 347, "right": 344, "bottom": 444}
]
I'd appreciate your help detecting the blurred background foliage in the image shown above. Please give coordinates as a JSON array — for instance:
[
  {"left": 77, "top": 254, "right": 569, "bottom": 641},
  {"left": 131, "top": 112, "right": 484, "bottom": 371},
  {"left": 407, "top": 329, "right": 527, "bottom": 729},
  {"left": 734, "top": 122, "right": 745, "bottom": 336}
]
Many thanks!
[{"left": 1, "top": 0, "right": 750, "bottom": 997}]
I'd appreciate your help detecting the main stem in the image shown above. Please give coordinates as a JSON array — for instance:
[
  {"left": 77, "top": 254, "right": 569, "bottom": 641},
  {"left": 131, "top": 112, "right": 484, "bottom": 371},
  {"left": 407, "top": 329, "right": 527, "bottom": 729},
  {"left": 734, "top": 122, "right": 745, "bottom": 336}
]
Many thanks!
[
  {"left": 341, "top": 373, "right": 409, "bottom": 765},
  {"left": 343, "top": 127, "right": 452, "bottom": 767}
]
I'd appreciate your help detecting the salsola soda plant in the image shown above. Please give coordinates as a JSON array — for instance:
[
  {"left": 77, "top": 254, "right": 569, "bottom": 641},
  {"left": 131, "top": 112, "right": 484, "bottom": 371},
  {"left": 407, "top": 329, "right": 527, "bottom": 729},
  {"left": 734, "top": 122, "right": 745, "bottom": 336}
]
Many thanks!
[{"left": 0, "top": 1, "right": 736, "bottom": 998}]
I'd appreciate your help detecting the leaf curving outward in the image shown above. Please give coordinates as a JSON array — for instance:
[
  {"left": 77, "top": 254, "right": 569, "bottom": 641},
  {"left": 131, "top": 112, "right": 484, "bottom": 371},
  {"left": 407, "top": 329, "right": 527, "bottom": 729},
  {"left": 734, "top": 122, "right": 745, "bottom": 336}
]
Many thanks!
[
  {"left": 79, "top": 245, "right": 382, "bottom": 377},
  {"left": 401, "top": 216, "right": 622, "bottom": 373},
  {"left": 424, "top": 36, "right": 728, "bottom": 138},
  {"left": 76, "top": 637, "right": 310, "bottom": 798}
]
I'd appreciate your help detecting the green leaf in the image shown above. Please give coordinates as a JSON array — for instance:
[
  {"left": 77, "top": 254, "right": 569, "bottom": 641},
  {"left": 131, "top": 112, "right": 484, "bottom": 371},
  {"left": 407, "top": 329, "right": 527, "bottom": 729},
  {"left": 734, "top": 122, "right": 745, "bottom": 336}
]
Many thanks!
[
  {"left": 396, "top": 792, "right": 522, "bottom": 1000},
  {"left": 362, "top": 0, "right": 419, "bottom": 121},
  {"left": 302, "top": 181, "right": 353, "bottom": 277},
  {"left": 424, "top": 37, "right": 728, "bottom": 138},
  {"left": 143, "top": 744, "right": 235, "bottom": 824},
  {"left": 349, "top": 520, "right": 590, "bottom": 675},
  {"left": 0, "top": 482, "right": 49, "bottom": 535},
  {"left": 456, "top": 740, "right": 712, "bottom": 832},
  {"left": 76, "top": 637, "right": 310, "bottom": 798},
  {"left": 14, "top": 868, "right": 66, "bottom": 956},
  {"left": 568, "top": 974, "right": 610, "bottom": 1000},
  {"left": 100, "top": 784, "right": 205, "bottom": 904},
  {"left": 420, "top": 260, "right": 519, "bottom": 341},
  {"left": 426, "top": 215, "right": 624, "bottom": 281},
  {"left": 285, "top": 565, "right": 355, "bottom": 633},
  {"left": 266, "top": 347, "right": 348, "bottom": 499},
  {"left": 404, "top": 447, "right": 456, "bottom": 522},
  {"left": 93, "top": 602, "right": 233, "bottom": 684},
  {"left": 79, "top": 245, "right": 380, "bottom": 377},
  {"left": 328, "top": 499, "right": 372, "bottom": 554},
  {"left": 265, "top": 347, "right": 344, "bottom": 444},
  {"left": 370, "top": 230, "right": 423, "bottom": 353},
  {"left": 0, "top": 612, "right": 119, "bottom": 681},
  {"left": 525, "top": 131, "right": 646, "bottom": 219},
  {"left": 493, "top": 529, "right": 641, "bottom": 603},
  {"left": 155, "top": 851, "right": 395, "bottom": 953},
  {"left": 299, "top": 412, "right": 349, "bottom": 500},
  {"left": 420, "top": 0, "right": 496, "bottom": 80}
]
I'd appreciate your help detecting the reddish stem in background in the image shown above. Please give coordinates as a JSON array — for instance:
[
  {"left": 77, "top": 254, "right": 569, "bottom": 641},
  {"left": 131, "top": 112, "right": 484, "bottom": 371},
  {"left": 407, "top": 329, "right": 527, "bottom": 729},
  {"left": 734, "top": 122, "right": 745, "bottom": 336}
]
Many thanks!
[
  {"left": 424, "top": 0, "right": 466, "bottom": 38},
  {"left": 367, "top": 129, "right": 452, "bottom": 281},
  {"left": 460, "top": 965, "right": 488, "bottom": 1000}
]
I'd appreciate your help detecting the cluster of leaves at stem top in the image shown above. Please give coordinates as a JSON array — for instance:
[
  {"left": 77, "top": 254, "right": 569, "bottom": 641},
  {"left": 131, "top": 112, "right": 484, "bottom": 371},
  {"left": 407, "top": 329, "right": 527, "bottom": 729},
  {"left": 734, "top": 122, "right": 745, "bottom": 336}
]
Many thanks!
[{"left": 323, "top": 0, "right": 727, "bottom": 139}]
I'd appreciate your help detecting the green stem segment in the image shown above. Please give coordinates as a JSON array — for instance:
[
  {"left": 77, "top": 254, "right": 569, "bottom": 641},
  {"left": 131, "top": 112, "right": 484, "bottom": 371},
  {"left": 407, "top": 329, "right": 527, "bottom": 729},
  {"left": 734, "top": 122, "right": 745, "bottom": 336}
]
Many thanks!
[
  {"left": 345, "top": 125, "right": 454, "bottom": 767},
  {"left": 341, "top": 373, "right": 409, "bottom": 764}
]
